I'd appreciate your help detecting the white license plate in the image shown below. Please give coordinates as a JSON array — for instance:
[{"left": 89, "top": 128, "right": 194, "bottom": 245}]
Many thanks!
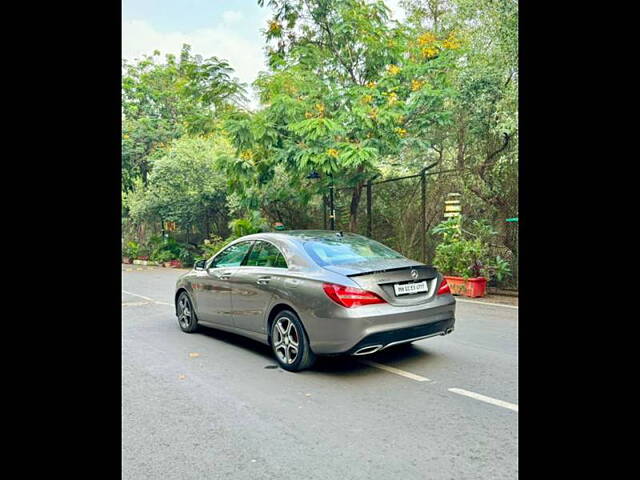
[{"left": 394, "top": 280, "right": 428, "bottom": 296}]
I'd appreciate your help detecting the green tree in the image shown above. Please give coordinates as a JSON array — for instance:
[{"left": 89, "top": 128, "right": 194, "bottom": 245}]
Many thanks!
[
  {"left": 403, "top": 0, "right": 518, "bottom": 257},
  {"left": 223, "top": 0, "right": 460, "bottom": 232},
  {"left": 126, "top": 136, "right": 234, "bottom": 240},
  {"left": 122, "top": 44, "right": 247, "bottom": 189}
]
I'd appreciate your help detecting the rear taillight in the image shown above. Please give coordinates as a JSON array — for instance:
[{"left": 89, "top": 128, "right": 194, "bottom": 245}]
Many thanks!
[
  {"left": 322, "top": 283, "right": 386, "bottom": 308},
  {"left": 437, "top": 277, "right": 451, "bottom": 295}
]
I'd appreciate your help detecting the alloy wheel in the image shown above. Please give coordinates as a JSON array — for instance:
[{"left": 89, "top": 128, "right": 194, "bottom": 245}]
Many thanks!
[
  {"left": 178, "top": 295, "right": 192, "bottom": 329},
  {"left": 273, "top": 316, "right": 299, "bottom": 365}
]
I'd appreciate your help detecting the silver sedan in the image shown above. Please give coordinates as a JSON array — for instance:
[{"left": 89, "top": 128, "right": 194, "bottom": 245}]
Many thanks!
[{"left": 175, "top": 230, "right": 455, "bottom": 371}]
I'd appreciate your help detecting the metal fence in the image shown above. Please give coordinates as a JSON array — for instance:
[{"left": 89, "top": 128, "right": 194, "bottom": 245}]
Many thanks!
[
  {"left": 320, "top": 166, "right": 518, "bottom": 290},
  {"left": 328, "top": 164, "right": 438, "bottom": 261}
]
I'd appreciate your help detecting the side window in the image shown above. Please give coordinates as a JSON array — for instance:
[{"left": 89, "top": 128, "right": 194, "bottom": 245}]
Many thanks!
[
  {"left": 210, "top": 242, "right": 252, "bottom": 268},
  {"left": 245, "top": 241, "right": 288, "bottom": 268},
  {"left": 272, "top": 251, "right": 288, "bottom": 268}
]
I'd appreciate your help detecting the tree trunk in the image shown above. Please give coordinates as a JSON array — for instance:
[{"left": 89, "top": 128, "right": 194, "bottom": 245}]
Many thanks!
[{"left": 204, "top": 210, "right": 210, "bottom": 238}]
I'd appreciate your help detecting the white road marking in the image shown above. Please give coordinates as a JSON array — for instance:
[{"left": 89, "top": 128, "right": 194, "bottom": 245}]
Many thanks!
[
  {"left": 455, "top": 298, "right": 518, "bottom": 309},
  {"left": 122, "top": 301, "right": 152, "bottom": 307},
  {"left": 448, "top": 388, "right": 518, "bottom": 412},
  {"left": 122, "top": 290, "right": 172, "bottom": 306},
  {"left": 359, "top": 360, "right": 431, "bottom": 382}
]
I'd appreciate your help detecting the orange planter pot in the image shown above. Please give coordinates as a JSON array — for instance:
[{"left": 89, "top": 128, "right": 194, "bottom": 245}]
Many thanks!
[{"left": 443, "top": 276, "right": 487, "bottom": 298}]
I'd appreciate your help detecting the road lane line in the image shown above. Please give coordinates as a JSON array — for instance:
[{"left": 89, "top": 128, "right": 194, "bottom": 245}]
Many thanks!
[
  {"left": 455, "top": 299, "right": 518, "bottom": 309},
  {"left": 122, "top": 290, "right": 172, "bottom": 306},
  {"left": 359, "top": 360, "right": 431, "bottom": 382},
  {"left": 448, "top": 388, "right": 518, "bottom": 412}
]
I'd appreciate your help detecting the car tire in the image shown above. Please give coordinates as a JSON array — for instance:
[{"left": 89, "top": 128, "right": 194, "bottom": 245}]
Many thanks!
[
  {"left": 176, "top": 291, "right": 199, "bottom": 333},
  {"left": 270, "top": 310, "right": 316, "bottom": 372}
]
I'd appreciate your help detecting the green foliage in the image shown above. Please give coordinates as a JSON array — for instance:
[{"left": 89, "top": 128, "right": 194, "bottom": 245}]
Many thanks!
[
  {"left": 221, "top": 0, "right": 463, "bottom": 231},
  {"left": 152, "top": 249, "right": 175, "bottom": 263},
  {"left": 123, "top": 241, "right": 139, "bottom": 258},
  {"left": 177, "top": 247, "right": 196, "bottom": 267},
  {"left": 432, "top": 215, "right": 509, "bottom": 279},
  {"left": 431, "top": 216, "right": 462, "bottom": 243},
  {"left": 127, "top": 136, "right": 232, "bottom": 236},
  {"left": 486, "top": 255, "right": 511, "bottom": 282},
  {"left": 228, "top": 212, "right": 269, "bottom": 237},
  {"left": 467, "top": 219, "right": 497, "bottom": 242},
  {"left": 121, "top": 44, "right": 246, "bottom": 190},
  {"left": 432, "top": 215, "right": 513, "bottom": 281},
  {"left": 191, "top": 213, "right": 269, "bottom": 263},
  {"left": 150, "top": 237, "right": 179, "bottom": 262},
  {"left": 433, "top": 234, "right": 488, "bottom": 278},
  {"left": 122, "top": 44, "right": 246, "bottom": 127},
  {"left": 137, "top": 244, "right": 151, "bottom": 259},
  {"left": 147, "top": 236, "right": 196, "bottom": 266}
]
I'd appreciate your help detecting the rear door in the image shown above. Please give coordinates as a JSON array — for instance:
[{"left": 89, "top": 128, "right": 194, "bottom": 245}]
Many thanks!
[
  {"left": 195, "top": 241, "right": 253, "bottom": 326},
  {"left": 229, "top": 240, "right": 288, "bottom": 334}
]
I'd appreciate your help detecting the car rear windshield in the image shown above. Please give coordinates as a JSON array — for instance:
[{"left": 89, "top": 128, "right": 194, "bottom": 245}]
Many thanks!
[{"left": 302, "top": 236, "right": 404, "bottom": 266}]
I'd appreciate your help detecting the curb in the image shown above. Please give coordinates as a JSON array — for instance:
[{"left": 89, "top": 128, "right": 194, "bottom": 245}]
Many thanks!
[{"left": 132, "top": 260, "right": 160, "bottom": 266}]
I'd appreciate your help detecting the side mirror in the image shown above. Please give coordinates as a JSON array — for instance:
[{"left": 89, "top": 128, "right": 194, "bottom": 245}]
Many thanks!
[{"left": 194, "top": 260, "right": 206, "bottom": 271}]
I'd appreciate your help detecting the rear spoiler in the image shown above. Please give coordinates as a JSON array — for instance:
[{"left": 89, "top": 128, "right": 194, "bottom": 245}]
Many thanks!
[{"left": 347, "top": 265, "right": 437, "bottom": 279}]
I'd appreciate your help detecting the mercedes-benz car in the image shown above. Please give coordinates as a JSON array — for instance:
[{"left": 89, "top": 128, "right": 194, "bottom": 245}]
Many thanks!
[{"left": 174, "top": 230, "right": 455, "bottom": 371}]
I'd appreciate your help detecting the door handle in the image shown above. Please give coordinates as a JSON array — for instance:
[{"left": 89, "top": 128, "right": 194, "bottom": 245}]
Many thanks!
[
  {"left": 217, "top": 272, "right": 232, "bottom": 280},
  {"left": 256, "top": 276, "right": 271, "bottom": 285}
]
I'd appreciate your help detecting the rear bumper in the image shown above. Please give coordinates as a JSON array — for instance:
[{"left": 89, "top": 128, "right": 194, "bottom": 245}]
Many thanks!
[
  {"left": 306, "top": 294, "right": 456, "bottom": 354},
  {"left": 346, "top": 317, "right": 455, "bottom": 355}
]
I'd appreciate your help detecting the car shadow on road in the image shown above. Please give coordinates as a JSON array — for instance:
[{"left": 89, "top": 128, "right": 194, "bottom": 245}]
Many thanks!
[
  {"left": 196, "top": 325, "right": 274, "bottom": 360},
  {"left": 313, "top": 344, "right": 439, "bottom": 374},
  {"left": 195, "top": 325, "right": 441, "bottom": 376}
]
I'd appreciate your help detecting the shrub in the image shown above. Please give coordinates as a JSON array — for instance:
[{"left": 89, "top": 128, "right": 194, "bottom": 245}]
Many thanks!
[
  {"left": 149, "top": 236, "right": 196, "bottom": 264},
  {"left": 123, "top": 241, "right": 139, "bottom": 258},
  {"left": 153, "top": 250, "right": 175, "bottom": 263},
  {"left": 228, "top": 212, "right": 269, "bottom": 237},
  {"left": 177, "top": 246, "right": 196, "bottom": 267},
  {"left": 432, "top": 216, "right": 511, "bottom": 281},
  {"left": 484, "top": 255, "right": 511, "bottom": 282},
  {"left": 433, "top": 236, "right": 488, "bottom": 278},
  {"left": 137, "top": 244, "right": 151, "bottom": 259}
]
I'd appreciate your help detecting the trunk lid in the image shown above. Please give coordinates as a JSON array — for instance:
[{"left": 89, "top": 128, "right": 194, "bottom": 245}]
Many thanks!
[{"left": 322, "top": 258, "right": 440, "bottom": 306}]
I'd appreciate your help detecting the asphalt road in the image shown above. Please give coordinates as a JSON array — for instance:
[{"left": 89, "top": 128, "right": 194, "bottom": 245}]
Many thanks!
[{"left": 122, "top": 265, "right": 518, "bottom": 480}]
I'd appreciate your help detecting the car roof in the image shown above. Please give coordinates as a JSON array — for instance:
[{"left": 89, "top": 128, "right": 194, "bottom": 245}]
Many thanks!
[{"left": 241, "top": 230, "right": 365, "bottom": 242}]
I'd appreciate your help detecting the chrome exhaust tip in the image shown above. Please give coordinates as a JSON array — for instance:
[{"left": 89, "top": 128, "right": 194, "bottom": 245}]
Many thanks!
[
  {"left": 442, "top": 327, "right": 454, "bottom": 335},
  {"left": 353, "top": 345, "right": 383, "bottom": 356}
]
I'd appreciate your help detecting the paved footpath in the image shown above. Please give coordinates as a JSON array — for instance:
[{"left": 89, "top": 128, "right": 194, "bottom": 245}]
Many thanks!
[{"left": 122, "top": 265, "right": 518, "bottom": 480}]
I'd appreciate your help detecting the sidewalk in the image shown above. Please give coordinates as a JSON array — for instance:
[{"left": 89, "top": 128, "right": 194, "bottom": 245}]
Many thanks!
[
  {"left": 455, "top": 294, "right": 518, "bottom": 307},
  {"left": 122, "top": 263, "right": 190, "bottom": 272}
]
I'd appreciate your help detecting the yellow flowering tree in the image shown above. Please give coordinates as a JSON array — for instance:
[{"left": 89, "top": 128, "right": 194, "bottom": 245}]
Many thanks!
[{"left": 224, "top": 0, "right": 460, "bottom": 232}]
